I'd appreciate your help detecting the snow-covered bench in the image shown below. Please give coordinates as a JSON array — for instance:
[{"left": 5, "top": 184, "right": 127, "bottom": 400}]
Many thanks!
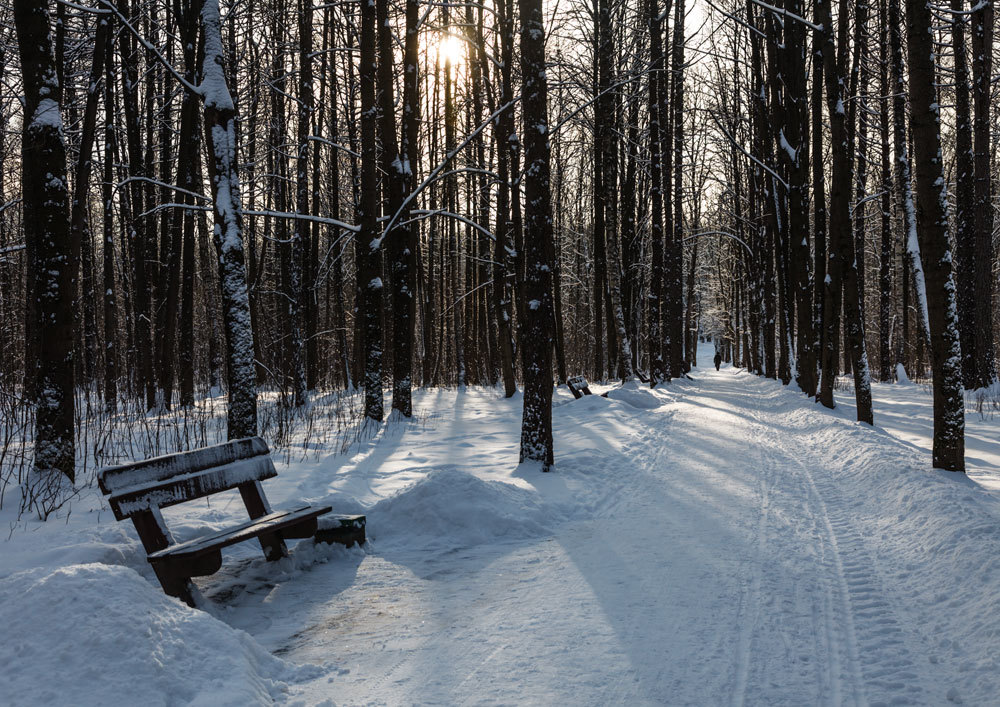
[
  {"left": 567, "top": 375, "right": 593, "bottom": 399},
  {"left": 99, "top": 436, "right": 365, "bottom": 607}
]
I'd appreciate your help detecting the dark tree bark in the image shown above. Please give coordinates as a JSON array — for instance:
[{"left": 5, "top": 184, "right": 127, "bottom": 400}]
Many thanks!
[
  {"left": 120, "top": 0, "right": 155, "bottom": 410},
  {"left": 666, "top": 0, "right": 685, "bottom": 378},
  {"left": 518, "top": 0, "right": 555, "bottom": 469},
  {"left": 647, "top": 0, "right": 667, "bottom": 384},
  {"left": 779, "top": 0, "right": 816, "bottom": 396},
  {"left": 812, "top": 32, "right": 827, "bottom": 394},
  {"left": 178, "top": 0, "right": 203, "bottom": 407},
  {"left": 815, "top": 0, "right": 874, "bottom": 423},
  {"left": 970, "top": 0, "right": 995, "bottom": 387},
  {"left": 359, "top": 0, "right": 383, "bottom": 421},
  {"left": 382, "top": 0, "right": 416, "bottom": 417},
  {"left": 889, "top": 0, "right": 930, "bottom": 369},
  {"left": 289, "top": 0, "right": 313, "bottom": 406},
  {"left": 16, "top": 0, "right": 74, "bottom": 481},
  {"left": 905, "top": 0, "right": 965, "bottom": 470},
  {"left": 72, "top": 20, "right": 109, "bottom": 388},
  {"left": 951, "top": 0, "right": 978, "bottom": 388},
  {"left": 596, "top": 0, "right": 633, "bottom": 382},
  {"left": 103, "top": 24, "right": 118, "bottom": 412},
  {"left": 878, "top": 3, "right": 894, "bottom": 382},
  {"left": 591, "top": 0, "right": 607, "bottom": 381},
  {"left": 490, "top": 0, "right": 518, "bottom": 397}
]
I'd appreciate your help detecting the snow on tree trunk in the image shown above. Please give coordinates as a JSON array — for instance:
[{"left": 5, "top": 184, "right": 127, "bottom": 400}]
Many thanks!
[
  {"left": 15, "top": 0, "right": 75, "bottom": 484},
  {"left": 201, "top": 0, "right": 258, "bottom": 440},
  {"left": 518, "top": 0, "right": 555, "bottom": 470},
  {"left": 905, "top": 0, "right": 966, "bottom": 470},
  {"left": 787, "top": 0, "right": 817, "bottom": 397},
  {"left": 888, "top": 0, "right": 931, "bottom": 356}
]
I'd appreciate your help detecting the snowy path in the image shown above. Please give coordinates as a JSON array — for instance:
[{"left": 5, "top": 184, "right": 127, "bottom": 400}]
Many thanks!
[
  {"left": 10, "top": 345, "right": 1000, "bottom": 705},
  {"left": 207, "top": 354, "right": 993, "bottom": 705}
]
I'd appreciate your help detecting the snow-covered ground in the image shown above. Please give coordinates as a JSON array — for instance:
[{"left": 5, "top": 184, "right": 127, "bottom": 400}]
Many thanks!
[{"left": 4, "top": 342, "right": 1000, "bottom": 705}]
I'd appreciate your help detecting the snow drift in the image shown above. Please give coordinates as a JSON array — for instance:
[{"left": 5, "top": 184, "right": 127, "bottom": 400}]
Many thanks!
[
  {"left": 0, "top": 563, "right": 311, "bottom": 707},
  {"left": 368, "top": 468, "right": 556, "bottom": 550},
  {"left": 605, "top": 380, "right": 664, "bottom": 409}
]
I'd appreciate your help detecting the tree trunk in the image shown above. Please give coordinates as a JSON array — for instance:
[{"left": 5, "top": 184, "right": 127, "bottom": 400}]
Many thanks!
[
  {"left": 889, "top": 0, "right": 931, "bottom": 365},
  {"left": 202, "top": 0, "right": 258, "bottom": 440},
  {"left": 359, "top": 0, "right": 383, "bottom": 421},
  {"left": 905, "top": 0, "right": 965, "bottom": 470},
  {"left": 971, "top": 0, "right": 996, "bottom": 387},
  {"left": 383, "top": 0, "right": 417, "bottom": 416},
  {"left": 518, "top": 0, "right": 555, "bottom": 469},
  {"left": 103, "top": 24, "right": 118, "bottom": 412},
  {"left": 648, "top": 0, "right": 667, "bottom": 384},
  {"left": 951, "top": 0, "right": 978, "bottom": 388},
  {"left": 16, "top": 0, "right": 75, "bottom": 482},
  {"left": 878, "top": 2, "right": 894, "bottom": 382},
  {"left": 815, "top": 0, "right": 874, "bottom": 423}
]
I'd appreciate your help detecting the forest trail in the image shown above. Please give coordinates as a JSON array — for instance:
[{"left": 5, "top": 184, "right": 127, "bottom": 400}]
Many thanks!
[{"left": 205, "top": 346, "right": 993, "bottom": 705}]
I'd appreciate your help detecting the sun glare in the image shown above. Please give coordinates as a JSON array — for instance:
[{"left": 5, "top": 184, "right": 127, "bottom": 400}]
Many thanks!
[{"left": 438, "top": 35, "right": 466, "bottom": 67}]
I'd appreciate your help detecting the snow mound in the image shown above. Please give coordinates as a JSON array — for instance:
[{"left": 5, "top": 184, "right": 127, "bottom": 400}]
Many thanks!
[
  {"left": 606, "top": 380, "right": 662, "bottom": 409},
  {"left": 369, "top": 468, "right": 553, "bottom": 550},
  {"left": 0, "top": 563, "right": 309, "bottom": 706}
]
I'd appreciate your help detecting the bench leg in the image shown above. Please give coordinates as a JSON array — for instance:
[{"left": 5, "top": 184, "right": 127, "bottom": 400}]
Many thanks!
[
  {"left": 238, "top": 481, "right": 288, "bottom": 562},
  {"left": 152, "top": 564, "right": 199, "bottom": 608}
]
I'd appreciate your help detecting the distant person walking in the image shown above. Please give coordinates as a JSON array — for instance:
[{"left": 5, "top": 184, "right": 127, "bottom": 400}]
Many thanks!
[{"left": 714, "top": 352, "right": 722, "bottom": 371}]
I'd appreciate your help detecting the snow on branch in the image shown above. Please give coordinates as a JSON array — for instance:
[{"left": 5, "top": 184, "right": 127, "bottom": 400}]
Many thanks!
[
  {"left": 96, "top": 0, "right": 200, "bottom": 95},
  {"left": 375, "top": 98, "right": 518, "bottom": 250},
  {"left": 746, "top": 0, "right": 824, "bottom": 32}
]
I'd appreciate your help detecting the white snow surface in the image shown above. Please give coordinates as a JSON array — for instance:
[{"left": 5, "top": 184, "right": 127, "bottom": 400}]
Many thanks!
[
  {"left": 0, "top": 564, "right": 316, "bottom": 706},
  {"left": 4, "top": 343, "right": 1000, "bottom": 704}
]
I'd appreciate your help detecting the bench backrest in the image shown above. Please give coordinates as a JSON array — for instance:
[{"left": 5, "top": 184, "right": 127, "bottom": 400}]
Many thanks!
[{"left": 99, "top": 437, "right": 277, "bottom": 520}]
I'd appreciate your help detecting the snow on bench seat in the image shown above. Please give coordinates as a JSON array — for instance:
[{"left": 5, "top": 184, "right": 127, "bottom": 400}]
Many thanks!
[{"left": 148, "top": 506, "right": 333, "bottom": 562}]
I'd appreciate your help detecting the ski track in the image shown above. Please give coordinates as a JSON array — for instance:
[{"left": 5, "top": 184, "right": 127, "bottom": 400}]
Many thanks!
[{"left": 217, "top": 360, "right": 962, "bottom": 705}]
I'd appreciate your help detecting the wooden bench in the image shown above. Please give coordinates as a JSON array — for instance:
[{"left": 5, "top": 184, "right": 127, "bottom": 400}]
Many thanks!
[
  {"left": 567, "top": 375, "right": 593, "bottom": 399},
  {"left": 99, "top": 436, "right": 365, "bottom": 607}
]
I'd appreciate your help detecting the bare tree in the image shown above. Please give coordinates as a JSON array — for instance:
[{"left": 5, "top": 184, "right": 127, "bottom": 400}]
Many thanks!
[
  {"left": 15, "top": 0, "right": 74, "bottom": 481},
  {"left": 905, "top": 0, "right": 965, "bottom": 470},
  {"left": 518, "top": 0, "right": 555, "bottom": 469}
]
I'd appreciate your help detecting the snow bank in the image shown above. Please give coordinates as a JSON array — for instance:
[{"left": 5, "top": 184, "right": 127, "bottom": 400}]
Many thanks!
[
  {"left": 368, "top": 468, "right": 555, "bottom": 550},
  {"left": 0, "top": 563, "right": 310, "bottom": 707},
  {"left": 762, "top": 381, "right": 1000, "bottom": 705},
  {"left": 605, "top": 380, "right": 663, "bottom": 410}
]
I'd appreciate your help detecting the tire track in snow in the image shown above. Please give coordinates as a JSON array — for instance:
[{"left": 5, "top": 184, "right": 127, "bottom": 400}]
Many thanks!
[
  {"left": 743, "top": 377, "right": 925, "bottom": 706},
  {"left": 804, "top": 467, "right": 925, "bottom": 707},
  {"left": 740, "top": 379, "right": 864, "bottom": 706},
  {"left": 730, "top": 410, "right": 769, "bottom": 707}
]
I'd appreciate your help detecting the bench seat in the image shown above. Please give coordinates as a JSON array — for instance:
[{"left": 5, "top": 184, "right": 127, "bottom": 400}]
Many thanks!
[{"left": 148, "top": 505, "right": 333, "bottom": 563}]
